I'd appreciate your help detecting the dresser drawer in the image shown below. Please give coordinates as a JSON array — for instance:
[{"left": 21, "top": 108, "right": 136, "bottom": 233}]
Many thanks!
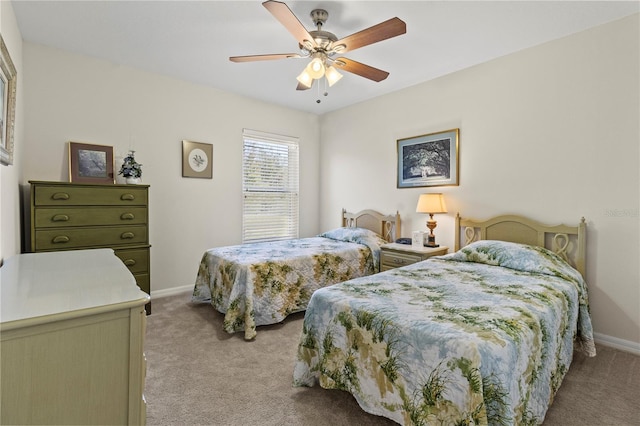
[
  {"left": 33, "top": 185, "right": 148, "bottom": 206},
  {"left": 34, "top": 206, "right": 148, "bottom": 228},
  {"left": 34, "top": 225, "right": 148, "bottom": 250},
  {"left": 381, "top": 250, "right": 422, "bottom": 268},
  {"left": 114, "top": 248, "right": 149, "bottom": 275}
]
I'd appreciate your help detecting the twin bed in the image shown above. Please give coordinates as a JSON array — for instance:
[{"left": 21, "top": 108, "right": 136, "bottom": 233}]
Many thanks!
[
  {"left": 292, "top": 213, "right": 595, "bottom": 425},
  {"left": 192, "top": 211, "right": 595, "bottom": 425},
  {"left": 192, "top": 209, "right": 400, "bottom": 340}
]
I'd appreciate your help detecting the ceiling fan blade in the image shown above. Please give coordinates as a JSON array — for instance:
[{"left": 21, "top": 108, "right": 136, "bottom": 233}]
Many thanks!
[
  {"left": 229, "top": 53, "right": 302, "bottom": 63},
  {"left": 262, "top": 1, "right": 317, "bottom": 49},
  {"left": 334, "top": 58, "right": 390, "bottom": 82},
  {"left": 332, "top": 17, "right": 406, "bottom": 54}
]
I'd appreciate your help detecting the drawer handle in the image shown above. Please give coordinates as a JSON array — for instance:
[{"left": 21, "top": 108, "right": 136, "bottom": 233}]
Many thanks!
[
  {"left": 51, "top": 192, "right": 70, "bottom": 200},
  {"left": 121, "top": 232, "right": 135, "bottom": 239},
  {"left": 123, "top": 259, "right": 136, "bottom": 266},
  {"left": 52, "top": 214, "right": 69, "bottom": 222},
  {"left": 52, "top": 235, "right": 70, "bottom": 244},
  {"left": 121, "top": 213, "right": 135, "bottom": 220},
  {"left": 121, "top": 194, "right": 135, "bottom": 201}
]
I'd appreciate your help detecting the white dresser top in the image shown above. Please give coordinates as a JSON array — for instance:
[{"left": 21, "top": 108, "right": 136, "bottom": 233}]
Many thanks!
[{"left": 1, "top": 248, "right": 150, "bottom": 328}]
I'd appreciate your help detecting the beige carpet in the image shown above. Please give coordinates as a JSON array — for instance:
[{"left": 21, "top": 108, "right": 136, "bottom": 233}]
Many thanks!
[{"left": 144, "top": 291, "right": 640, "bottom": 425}]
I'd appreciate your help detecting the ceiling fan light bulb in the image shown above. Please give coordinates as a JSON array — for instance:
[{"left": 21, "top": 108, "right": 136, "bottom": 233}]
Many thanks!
[
  {"left": 325, "top": 66, "right": 343, "bottom": 87},
  {"left": 308, "top": 57, "right": 325, "bottom": 79}
]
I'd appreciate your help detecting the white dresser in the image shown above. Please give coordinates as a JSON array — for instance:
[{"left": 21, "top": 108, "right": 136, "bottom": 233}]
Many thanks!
[{"left": 0, "top": 248, "right": 150, "bottom": 425}]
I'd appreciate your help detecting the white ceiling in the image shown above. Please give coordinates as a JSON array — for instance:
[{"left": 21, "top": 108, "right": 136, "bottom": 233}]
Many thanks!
[{"left": 11, "top": 1, "right": 640, "bottom": 115}]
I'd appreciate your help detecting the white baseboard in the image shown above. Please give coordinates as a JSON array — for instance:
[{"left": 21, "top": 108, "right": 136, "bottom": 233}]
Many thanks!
[
  {"left": 151, "top": 284, "right": 193, "bottom": 299},
  {"left": 594, "top": 332, "right": 640, "bottom": 355}
]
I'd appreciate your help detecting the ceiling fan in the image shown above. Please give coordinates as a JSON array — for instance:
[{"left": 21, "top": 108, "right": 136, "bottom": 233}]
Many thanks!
[{"left": 230, "top": 1, "right": 406, "bottom": 94}]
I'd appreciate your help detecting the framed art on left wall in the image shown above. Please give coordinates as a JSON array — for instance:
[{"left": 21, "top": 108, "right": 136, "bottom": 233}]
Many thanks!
[
  {"left": 68, "top": 142, "right": 115, "bottom": 184},
  {"left": 0, "top": 34, "right": 17, "bottom": 166}
]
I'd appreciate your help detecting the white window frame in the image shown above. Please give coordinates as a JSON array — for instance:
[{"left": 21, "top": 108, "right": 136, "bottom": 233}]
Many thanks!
[{"left": 242, "top": 129, "right": 299, "bottom": 243}]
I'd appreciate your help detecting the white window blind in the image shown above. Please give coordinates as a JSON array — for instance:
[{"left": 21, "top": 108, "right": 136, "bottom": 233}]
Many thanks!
[{"left": 242, "top": 129, "right": 299, "bottom": 243}]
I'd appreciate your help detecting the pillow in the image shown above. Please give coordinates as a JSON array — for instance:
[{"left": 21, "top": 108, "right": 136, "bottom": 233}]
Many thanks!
[
  {"left": 440, "top": 240, "right": 583, "bottom": 283},
  {"left": 318, "top": 227, "right": 387, "bottom": 247}
]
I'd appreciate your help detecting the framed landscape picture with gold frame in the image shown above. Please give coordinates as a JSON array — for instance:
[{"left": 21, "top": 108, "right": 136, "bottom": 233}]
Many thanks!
[
  {"left": 68, "top": 142, "right": 115, "bottom": 184},
  {"left": 182, "top": 140, "right": 213, "bottom": 179}
]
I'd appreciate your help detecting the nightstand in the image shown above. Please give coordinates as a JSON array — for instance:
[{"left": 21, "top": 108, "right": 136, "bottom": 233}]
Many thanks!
[{"left": 380, "top": 243, "right": 449, "bottom": 271}]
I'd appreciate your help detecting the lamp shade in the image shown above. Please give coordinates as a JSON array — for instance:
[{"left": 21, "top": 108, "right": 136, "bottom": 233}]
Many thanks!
[
  {"left": 325, "top": 66, "right": 343, "bottom": 87},
  {"left": 307, "top": 57, "right": 325, "bottom": 79},
  {"left": 296, "top": 69, "right": 313, "bottom": 88},
  {"left": 416, "top": 193, "right": 447, "bottom": 214}
]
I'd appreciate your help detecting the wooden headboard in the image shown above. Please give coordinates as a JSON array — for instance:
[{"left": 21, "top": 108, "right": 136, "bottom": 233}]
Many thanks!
[
  {"left": 455, "top": 213, "right": 587, "bottom": 277},
  {"left": 342, "top": 209, "right": 401, "bottom": 243}
]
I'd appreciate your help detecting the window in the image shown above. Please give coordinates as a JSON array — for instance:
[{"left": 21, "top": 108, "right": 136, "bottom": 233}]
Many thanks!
[{"left": 242, "top": 129, "right": 299, "bottom": 243}]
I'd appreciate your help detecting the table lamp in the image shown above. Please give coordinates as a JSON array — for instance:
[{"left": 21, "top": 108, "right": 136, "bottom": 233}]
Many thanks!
[{"left": 416, "top": 193, "right": 447, "bottom": 247}]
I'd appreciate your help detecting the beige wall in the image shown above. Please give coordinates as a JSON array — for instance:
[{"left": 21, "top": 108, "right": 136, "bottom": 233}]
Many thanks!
[
  {"left": 0, "top": 1, "right": 23, "bottom": 262},
  {"left": 20, "top": 43, "right": 321, "bottom": 294},
  {"left": 320, "top": 14, "right": 639, "bottom": 350}
]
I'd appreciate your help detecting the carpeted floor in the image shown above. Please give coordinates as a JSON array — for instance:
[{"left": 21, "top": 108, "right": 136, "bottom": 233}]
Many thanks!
[{"left": 144, "top": 291, "right": 640, "bottom": 425}]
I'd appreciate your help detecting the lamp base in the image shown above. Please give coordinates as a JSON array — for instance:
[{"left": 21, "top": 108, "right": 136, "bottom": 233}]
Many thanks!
[{"left": 424, "top": 233, "right": 439, "bottom": 247}]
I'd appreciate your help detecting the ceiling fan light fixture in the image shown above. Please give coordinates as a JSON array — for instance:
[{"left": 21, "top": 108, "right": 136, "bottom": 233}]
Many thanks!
[
  {"left": 296, "top": 69, "right": 313, "bottom": 88},
  {"left": 307, "top": 56, "right": 325, "bottom": 79},
  {"left": 325, "top": 66, "right": 343, "bottom": 87}
]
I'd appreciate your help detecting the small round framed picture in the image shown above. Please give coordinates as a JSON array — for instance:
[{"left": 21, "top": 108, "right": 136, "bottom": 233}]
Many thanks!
[{"left": 182, "top": 140, "right": 213, "bottom": 179}]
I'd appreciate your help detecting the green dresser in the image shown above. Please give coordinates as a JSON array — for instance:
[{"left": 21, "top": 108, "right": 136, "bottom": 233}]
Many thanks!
[{"left": 29, "top": 181, "right": 151, "bottom": 314}]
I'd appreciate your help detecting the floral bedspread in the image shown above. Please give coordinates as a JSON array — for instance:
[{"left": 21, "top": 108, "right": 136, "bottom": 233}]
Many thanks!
[
  {"left": 293, "top": 240, "right": 596, "bottom": 425},
  {"left": 192, "top": 228, "right": 388, "bottom": 340}
]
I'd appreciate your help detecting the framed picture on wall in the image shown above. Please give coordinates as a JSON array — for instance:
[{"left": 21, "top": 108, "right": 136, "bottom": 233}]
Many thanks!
[
  {"left": 182, "top": 140, "right": 213, "bottom": 179},
  {"left": 68, "top": 142, "right": 115, "bottom": 184},
  {"left": 397, "top": 128, "right": 459, "bottom": 188},
  {"left": 0, "top": 34, "right": 17, "bottom": 166}
]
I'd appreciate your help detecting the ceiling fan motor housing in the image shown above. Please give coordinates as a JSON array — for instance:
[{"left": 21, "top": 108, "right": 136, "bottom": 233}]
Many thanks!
[
  {"left": 298, "top": 9, "right": 337, "bottom": 53},
  {"left": 310, "top": 9, "right": 328, "bottom": 27}
]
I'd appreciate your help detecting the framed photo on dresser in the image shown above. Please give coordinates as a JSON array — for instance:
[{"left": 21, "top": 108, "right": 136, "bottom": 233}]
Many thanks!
[{"left": 68, "top": 141, "right": 115, "bottom": 184}]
